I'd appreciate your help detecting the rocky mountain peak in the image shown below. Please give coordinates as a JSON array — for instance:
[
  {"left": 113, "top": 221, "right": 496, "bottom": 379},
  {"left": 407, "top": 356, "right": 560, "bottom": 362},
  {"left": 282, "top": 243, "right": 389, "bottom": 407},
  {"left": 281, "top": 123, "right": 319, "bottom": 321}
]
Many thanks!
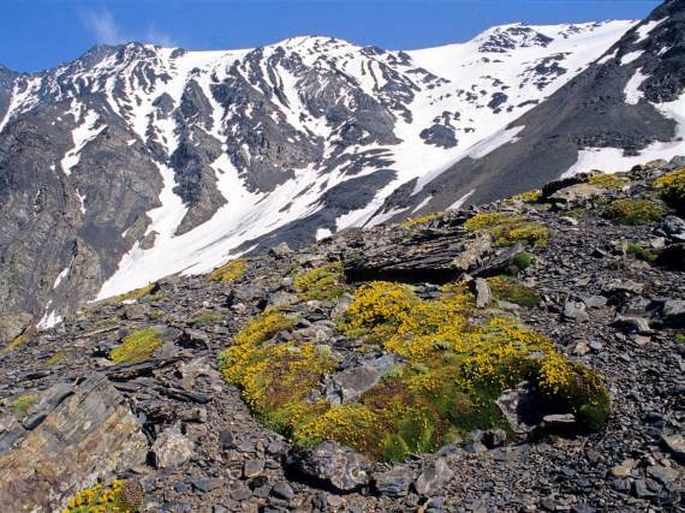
[
  {"left": 477, "top": 23, "right": 554, "bottom": 53},
  {"left": 0, "top": 4, "right": 670, "bottom": 340}
]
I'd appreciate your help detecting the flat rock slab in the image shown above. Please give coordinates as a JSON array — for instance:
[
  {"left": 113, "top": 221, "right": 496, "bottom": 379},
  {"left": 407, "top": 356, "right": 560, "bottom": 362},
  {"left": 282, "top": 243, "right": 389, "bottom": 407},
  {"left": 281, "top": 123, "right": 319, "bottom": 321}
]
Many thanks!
[{"left": 0, "top": 374, "right": 147, "bottom": 512}]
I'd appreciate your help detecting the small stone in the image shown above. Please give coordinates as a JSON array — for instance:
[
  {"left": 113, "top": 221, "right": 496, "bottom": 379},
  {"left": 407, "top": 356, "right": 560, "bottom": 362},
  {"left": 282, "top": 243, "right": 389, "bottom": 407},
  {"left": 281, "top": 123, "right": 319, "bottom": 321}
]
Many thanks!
[
  {"left": 661, "top": 299, "right": 685, "bottom": 328},
  {"left": 219, "top": 429, "right": 235, "bottom": 450},
  {"left": 581, "top": 295, "right": 607, "bottom": 309},
  {"left": 541, "top": 413, "right": 577, "bottom": 433},
  {"left": 572, "top": 505, "right": 596, "bottom": 513},
  {"left": 482, "top": 429, "right": 507, "bottom": 448},
  {"left": 373, "top": 468, "right": 413, "bottom": 498},
  {"left": 243, "top": 459, "right": 265, "bottom": 478},
  {"left": 633, "top": 335, "right": 651, "bottom": 346},
  {"left": 414, "top": 458, "right": 454, "bottom": 496},
  {"left": 633, "top": 479, "right": 657, "bottom": 498},
  {"left": 271, "top": 481, "right": 295, "bottom": 501},
  {"left": 268, "top": 242, "right": 292, "bottom": 258},
  {"left": 610, "top": 459, "right": 636, "bottom": 478},
  {"left": 573, "top": 341, "right": 591, "bottom": 356},
  {"left": 327, "top": 495, "right": 345, "bottom": 508},
  {"left": 563, "top": 301, "right": 589, "bottom": 322},
  {"left": 559, "top": 216, "right": 579, "bottom": 226},
  {"left": 151, "top": 425, "right": 195, "bottom": 469},
  {"left": 230, "top": 483, "right": 252, "bottom": 501},
  {"left": 660, "top": 433, "right": 685, "bottom": 464},
  {"left": 646, "top": 465, "right": 679, "bottom": 485},
  {"left": 588, "top": 341, "right": 603, "bottom": 352},
  {"left": 474, "top": 278, "right": 492, "bottom": 308},
  {"left": 612, "top": 315, "right": 651, "bottom": 334},
  {"left": 660, "top": 215, "right": 685, "bottom": 242},
  {"left": 191, "top": 478, "right": 222, "bottom": 493}
]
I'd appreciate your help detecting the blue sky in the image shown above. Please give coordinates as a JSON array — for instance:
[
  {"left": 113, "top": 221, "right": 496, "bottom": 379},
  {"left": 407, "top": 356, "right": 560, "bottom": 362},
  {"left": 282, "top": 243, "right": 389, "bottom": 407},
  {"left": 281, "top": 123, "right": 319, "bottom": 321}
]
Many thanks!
[{"left": 2, "top": 0, "right": 660, "bottom": 72}]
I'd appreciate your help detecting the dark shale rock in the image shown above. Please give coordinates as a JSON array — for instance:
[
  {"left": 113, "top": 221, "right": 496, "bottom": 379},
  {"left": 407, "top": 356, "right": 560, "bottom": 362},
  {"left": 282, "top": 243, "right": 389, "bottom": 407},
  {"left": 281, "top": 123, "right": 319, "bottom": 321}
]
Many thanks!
[{"left": 286, "top": 441, "right": 373, "bottom": 493}]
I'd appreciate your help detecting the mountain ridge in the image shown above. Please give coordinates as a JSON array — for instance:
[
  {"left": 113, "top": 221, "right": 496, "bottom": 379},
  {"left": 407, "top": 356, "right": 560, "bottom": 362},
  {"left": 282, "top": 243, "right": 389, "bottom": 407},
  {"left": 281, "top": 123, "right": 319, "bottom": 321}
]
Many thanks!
[{"left": 0, "top": 13, "right": 667, "bottom": 335}]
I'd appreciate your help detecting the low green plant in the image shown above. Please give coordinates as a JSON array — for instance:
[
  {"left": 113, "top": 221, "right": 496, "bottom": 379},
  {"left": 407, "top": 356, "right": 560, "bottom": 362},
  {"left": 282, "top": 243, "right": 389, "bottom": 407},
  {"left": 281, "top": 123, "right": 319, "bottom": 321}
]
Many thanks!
[
  {"left": 586, "top": 173, "right": 630, "bottom": 189},
  {"left": 626, "top": 242, "right": 657, "bottom": 262},
  {"left": 10, "top": 393, "right": 37, "bottom": 417},
  {"left": 191, "top": 310, "right": 223, "bottom": 326},
  {"left": 513, "top": 252, "right": 534, "bottom": 272},
  {"left": 464, "top": 213, "right": 549, "bottom": 248},
  {"left": 488, "top": 276, "right": 541, "bottom": 308},
  {"left": 0, "top": 334, "right": 27, "bottom": 355},
  {"left": 44, "top": 351, "right": 67, "bottom": 367},
  {"left": 602, "top": 199, "right": 664, "bottom": 225},
  {"left": 109, "top": 328, "right": 161, "bottom": 364},
  {"left": 112, "top": 283, "right": 158, "bottom": 304},
  {"left": 292, "top": 262, "right": 347, "bottom": 301},
  {"left": 402, "top": 212, "right": 443, "bottom": 228},
  {"left": 209, "top": 258, "right": 247, "bottom": 284}
]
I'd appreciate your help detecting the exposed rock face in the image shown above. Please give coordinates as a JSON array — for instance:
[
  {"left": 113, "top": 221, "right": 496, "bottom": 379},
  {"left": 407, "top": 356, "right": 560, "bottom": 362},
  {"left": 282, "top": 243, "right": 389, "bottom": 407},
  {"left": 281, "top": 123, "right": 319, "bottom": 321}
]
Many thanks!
[{"left": 0, "top": 375, "right": 147, "bottom": 512}]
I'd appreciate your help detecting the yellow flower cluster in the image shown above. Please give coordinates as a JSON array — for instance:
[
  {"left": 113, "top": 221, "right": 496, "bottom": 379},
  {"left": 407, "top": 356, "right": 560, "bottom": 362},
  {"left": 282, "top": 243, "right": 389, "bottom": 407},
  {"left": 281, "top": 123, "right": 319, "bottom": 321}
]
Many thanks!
[
  {"left": 297, "top": 404, "right": 378, "bottom": 450},
  {"left": 292, "top": 262, "right": 347, "bottom": 301},
  {"left": 537, "top": 351, "right": 572, "bottom": 394},
  {"left": 654, "top": 167, "right": 685, "bottom": 213},
  {"left": 63, "top": 480, "right": 137, "bottom": 513},
  {"left": 464, "top": 212, "right": 549, "bottom": 248},
  {"left": 219, "top": 308, "right": 295, "bottom": 382},
  {"left": 587, "top": 173, "right": 630, "bottom": 189},
  {"left": 1, "top": 333, "right": 27, "bottom": 355},
  {"left": 208, "top": 258, "right": 247, "bottom": 284},
  {"left": 218, "top": 275, "right": 609, "bottom": 461},
  {"left": 506, "top": 189, "right": 542, "bottom": 204},
  {"left": 111, "top": 283, "right": 157, "bottom": 304},
  {"left": 401, "top": 212, "right": 444, "bottom": 228},
  {"left": 109, "top": 328, "right": 161, "bottom": 364}
]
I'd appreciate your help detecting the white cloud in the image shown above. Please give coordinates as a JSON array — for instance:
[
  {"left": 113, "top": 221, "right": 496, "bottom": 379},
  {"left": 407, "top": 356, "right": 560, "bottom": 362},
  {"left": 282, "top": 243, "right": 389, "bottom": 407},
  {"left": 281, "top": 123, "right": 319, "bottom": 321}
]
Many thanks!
[
  {"left": 145, "top": 25, "right": 176, "bottom": 47},
  {"left": 81, "top": 8, "right": 175, "bottom": 47},
  {"left": 83, "top": 8, "right": 124, "bottom": 45}
]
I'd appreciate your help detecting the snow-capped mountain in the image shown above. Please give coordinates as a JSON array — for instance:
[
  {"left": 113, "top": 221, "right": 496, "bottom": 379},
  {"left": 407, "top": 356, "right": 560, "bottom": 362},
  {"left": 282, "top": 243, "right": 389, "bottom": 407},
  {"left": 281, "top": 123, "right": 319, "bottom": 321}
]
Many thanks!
[
  {"left": 382, "top": 0, "right": 685, "bottom": 218},
  {"left": 0, "top": 6, "right": 675, "bottom": 331}
]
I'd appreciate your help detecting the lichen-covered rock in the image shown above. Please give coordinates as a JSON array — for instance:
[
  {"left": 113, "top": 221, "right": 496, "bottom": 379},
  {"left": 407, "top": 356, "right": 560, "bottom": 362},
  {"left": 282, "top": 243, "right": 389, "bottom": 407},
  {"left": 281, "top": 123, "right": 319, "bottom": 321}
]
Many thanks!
[
  {"left": 152, "top": 424, "right": 195, "bottom": 469},
  {"left": 414, "top": 458, "right": 454, "bottom": 496}
]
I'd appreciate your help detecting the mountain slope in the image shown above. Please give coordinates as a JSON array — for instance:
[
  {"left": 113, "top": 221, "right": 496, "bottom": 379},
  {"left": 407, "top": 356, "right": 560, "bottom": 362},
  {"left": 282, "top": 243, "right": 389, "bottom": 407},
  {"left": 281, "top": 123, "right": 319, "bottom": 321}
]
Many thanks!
[
  {"left": 0, "top": 19, "right": 638, "bottom": 333},
  {"left": 382, "top": 0, "right": 685, "bottom": 218},
  {"left": 1, "top": 160, "right": 683, "bottom": 512}
]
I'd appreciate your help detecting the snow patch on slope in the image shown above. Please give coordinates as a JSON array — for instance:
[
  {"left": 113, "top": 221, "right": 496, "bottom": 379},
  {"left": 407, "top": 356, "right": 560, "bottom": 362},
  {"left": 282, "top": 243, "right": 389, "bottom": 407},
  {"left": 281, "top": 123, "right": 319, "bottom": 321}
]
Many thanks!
[
  {"left": 60, "top": 108, "right": 105, "bottom": 176},
  {"left": 448, "top": 189, "right": 476, "bottom": 210},
  {"left": 52, "top": 266, "right": 70, "bottom": 289},
  {"left": 624, "top": 68, "right": 648, "bottom": 105},
  {"left": 620, "top": 51, "right": 643, "bottom": 66},
  {"left": 563, "top": 91, "right": 685, "bottom": 177}
]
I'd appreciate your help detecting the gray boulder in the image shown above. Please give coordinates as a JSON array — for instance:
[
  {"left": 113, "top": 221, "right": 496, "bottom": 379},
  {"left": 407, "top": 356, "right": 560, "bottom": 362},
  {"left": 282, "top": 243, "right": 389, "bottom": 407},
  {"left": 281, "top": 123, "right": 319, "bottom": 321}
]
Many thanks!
[{"left": 287, "top": 441, "right": 372, "bottom": 493}]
